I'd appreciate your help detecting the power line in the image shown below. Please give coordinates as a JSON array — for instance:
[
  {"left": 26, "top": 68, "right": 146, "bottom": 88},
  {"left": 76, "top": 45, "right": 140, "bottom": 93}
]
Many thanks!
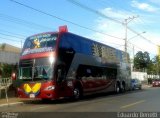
[
  {"left": 0, "top": 13, "right": 53, "bottom": 31},
  {"left": 0, "top": 29, "right": 27, "bottom": 37},
  {"left": 0, "top": 36, "right": 21, "bottom": 42},
  {"left": 9, "top": 0, "right": 123, "bottom": 40},
  {"left": 127, "top": 26, "right": 157, "bottom": 46},
  {"left": 67, "top": 0, "right": 122, "bottom": 24},
  {"left": 67, "top": 0, "right": 157, "bottom": 47},
  {"left": 127, "top": 41, "right": 156, "bottom": 56},
  {"left": 0, "top": 22, "right": 44, "bottom": 35},
  {"left": 91, "top": 35, "right": 124, "bottom": 46},
  {"left": 10, "top": 0, "right": 157, "bottom": 55},
  {"left": 0, "top": 32, "right": 24, "bottom": 39}
]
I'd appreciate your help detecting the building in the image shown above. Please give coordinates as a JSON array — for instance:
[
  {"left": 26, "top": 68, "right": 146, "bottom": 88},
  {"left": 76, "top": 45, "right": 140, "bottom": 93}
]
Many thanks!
[{"left": 0, "top": 43, "right": 21, "bottom": 64}]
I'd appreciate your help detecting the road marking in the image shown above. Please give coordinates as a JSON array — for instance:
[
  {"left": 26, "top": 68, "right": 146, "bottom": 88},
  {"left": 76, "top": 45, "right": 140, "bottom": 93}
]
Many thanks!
[
  {"left": 120, "top": 100, "right": 145, "bottom": 109},
  {"left": 30, "top": 106, "right": 50, "bottom": 111},
  {"left": 0, "top": 102, "right": 23, "bottom": 107}
]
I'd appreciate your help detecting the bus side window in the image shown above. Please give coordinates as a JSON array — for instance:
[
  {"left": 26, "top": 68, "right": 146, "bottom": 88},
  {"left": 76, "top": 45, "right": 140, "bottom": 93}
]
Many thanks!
[
  {"left": 86, "top": 68, "right": 91, "bottom": 77},
  {"left": 110, "top": 69, "right": 117, "bottom": 79},
  {"left": 76, "top": 65, "right": 82, "bottom": 79}
]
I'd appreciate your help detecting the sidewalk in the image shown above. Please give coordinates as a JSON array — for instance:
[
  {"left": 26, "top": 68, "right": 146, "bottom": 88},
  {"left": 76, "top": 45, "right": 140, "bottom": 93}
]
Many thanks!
[
  {"left": 142, "top": 84, "right": 152, "bottom": 88},
  {"left": 0, "top": 89, "right": 34, "bottom": 107},
  {"left": 0, "top": 97, "right": 26, "bottom": 107}
]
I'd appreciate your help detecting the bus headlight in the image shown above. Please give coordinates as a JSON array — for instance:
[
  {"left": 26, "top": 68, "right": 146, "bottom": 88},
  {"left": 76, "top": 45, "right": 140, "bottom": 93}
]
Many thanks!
[{"left": 44, "top": 86, "right": 55, "bottom": 90}]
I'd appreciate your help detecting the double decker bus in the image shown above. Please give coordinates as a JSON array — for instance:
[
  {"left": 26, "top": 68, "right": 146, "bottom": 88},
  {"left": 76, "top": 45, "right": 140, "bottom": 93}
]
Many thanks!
[{"left": 14, "top": 26, "right": 131, "bottom": 100}]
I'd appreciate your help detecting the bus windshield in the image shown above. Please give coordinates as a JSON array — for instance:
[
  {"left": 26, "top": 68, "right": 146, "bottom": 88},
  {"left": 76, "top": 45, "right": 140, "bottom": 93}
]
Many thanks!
[
  {"left": 19, "top": 58, "right": 53, "bottom": 81},
  {"left": 22, "top": 33, "right": 58, "bottom": 56}
]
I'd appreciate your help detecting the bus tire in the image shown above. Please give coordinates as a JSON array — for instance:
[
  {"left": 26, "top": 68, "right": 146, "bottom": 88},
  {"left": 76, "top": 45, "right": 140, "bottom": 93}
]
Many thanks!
[
  {"left": 115, "top": 83, "right": 120, "bottom": 94},
  {"left": 73, "top": 87, "right": 83, "bottom": 100},
  {"left": 121, "top": 83, "right": 126, "bottom": 93}
]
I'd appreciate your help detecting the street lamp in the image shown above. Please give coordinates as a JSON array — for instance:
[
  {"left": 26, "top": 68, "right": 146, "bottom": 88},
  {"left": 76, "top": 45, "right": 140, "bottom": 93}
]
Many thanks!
[
  {"left": 128, "top": 31, "right": 146, "bottom": 41},
  {"left": 127, "top": 31, "right": 146, "bottom": 58},
  {"left": 127, "top": 31, "right": 146, "bottom": 71},
  {"left": 124, "top": 16, "right": 139, "bottom": 53}
]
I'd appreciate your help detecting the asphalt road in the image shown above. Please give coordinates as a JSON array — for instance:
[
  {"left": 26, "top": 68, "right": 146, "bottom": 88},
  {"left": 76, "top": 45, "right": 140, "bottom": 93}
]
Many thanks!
[{"left": 0, "top": 87, "right": 160, "bottom": 118}]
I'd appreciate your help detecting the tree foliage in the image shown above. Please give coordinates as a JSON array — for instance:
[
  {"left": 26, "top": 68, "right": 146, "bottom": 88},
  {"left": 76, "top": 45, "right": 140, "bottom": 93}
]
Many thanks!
[
  {"left": 134, "top": 52, "right": 160, "bottom": 75},
  {"left": 134, "top": 51, "right": 150, "bottom": 71},
  {"left": 0, "top": 63, "right": 16, "bottom": 78},
  {"left": 150, "top": 55, "right": 160, "bottom": 75}
]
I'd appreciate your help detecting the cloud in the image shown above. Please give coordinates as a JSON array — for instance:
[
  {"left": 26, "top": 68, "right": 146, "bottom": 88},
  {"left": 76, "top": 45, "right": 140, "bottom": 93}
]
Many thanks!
[
  {"left": 89, "top": 7, "right": 158, "bottom": 58},
  {"left": 149, "top": 0, "right": 160, "bottom": 5},
  {"left": 131, "top": 0, "right": 158, "bottom": 12},
  {"left": 99, "top": 7, "right": 134, "bottom": 20}
]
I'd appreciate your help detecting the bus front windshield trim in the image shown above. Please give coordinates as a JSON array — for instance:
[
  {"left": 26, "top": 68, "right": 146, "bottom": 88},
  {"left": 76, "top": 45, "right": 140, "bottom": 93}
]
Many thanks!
[
  {"left": 22, "top": 33, "right": 58, "bottom": 56},
  {"left": 19, "top": 57, "right": 54, "bottom": 81},
  {"left": 19, "top": 65, "right": 53, "bottom": 81}
]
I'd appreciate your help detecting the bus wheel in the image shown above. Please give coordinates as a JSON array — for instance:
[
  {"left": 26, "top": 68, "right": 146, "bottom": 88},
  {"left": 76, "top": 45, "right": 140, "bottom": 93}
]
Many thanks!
[
  {"left": 115, "top": 83, "right": 120, "bottom": 94},
  {"left": 73, "top": 87, "right": 82, "bottom": 100},
  {"left": 121, "top": 83, "right": 126, "bottom": 93}
]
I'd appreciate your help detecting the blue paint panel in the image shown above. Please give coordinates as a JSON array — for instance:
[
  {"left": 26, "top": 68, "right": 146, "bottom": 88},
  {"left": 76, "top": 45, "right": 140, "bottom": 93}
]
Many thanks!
[
  {"left": 59, "top": 32, "right": 126, "bottom": 62},
  {"left": 60, "top": 33, "right": 93, "bottom": 55}
]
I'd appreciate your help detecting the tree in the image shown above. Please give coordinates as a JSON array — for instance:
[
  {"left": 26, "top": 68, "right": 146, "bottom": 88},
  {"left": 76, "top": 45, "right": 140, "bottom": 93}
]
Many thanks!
[
  {"left": 152, "top": 55, "right": 160, "bottom": 76},
  {"left": 0, "top": 43, "right": 6, "bottom": 51},
  {"left": 147, "top": 59, "right": 156, "bottom": 74},
  {"left": 134, "top": 51, "right": 150, "bottom": 71},
  {"left": 0, "top": 63, "right": 15, "bottom": 78}
]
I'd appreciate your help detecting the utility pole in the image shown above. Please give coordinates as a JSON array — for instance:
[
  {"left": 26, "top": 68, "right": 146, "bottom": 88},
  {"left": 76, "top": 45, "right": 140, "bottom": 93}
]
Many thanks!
[
  {"left": 133, "top": 45, "right": 135, "bottom": 59},
  {"left": 21, "top": 40, "right": 23, "bottom": 49},
  {"left": 132, "top": 45, "right": 135, "bottom": 71},
  {"left": 124, "top": 16, "right": 138, "bottom": 53}
]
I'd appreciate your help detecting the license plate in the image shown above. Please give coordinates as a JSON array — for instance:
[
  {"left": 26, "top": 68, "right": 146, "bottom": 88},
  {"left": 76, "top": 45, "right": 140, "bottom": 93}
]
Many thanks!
[{"left": 30, "top": 94, "right": 35, "bottom": 98}]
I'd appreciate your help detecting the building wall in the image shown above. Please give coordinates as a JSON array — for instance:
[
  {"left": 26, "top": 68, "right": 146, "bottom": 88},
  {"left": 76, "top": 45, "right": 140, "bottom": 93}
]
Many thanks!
[
  {"left": 131, "top": 72, "right": 147, "bottom": 81},
  {"left": 0, "top": 51, "right": 20, "bottom": 64},
  {"left": 0, "top": 43, "right": 21, "bottom": 64}
]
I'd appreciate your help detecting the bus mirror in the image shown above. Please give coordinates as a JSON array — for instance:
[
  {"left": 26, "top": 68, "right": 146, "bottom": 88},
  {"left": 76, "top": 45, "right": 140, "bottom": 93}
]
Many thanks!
[{"left": 11, "top": 72, "right": 16, "bottom": 80}]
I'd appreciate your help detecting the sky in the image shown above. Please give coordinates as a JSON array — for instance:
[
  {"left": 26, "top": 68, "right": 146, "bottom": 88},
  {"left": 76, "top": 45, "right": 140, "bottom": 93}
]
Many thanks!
[{"left": 0, "top": 0, "right": 160, "bottom": 59}]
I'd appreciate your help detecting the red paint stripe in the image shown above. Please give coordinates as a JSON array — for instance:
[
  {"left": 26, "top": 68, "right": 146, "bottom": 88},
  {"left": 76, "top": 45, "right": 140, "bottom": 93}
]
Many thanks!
[
  {"left": 84, "top": 80, "right": 115, "bottom": 93},
  {"left": 20, "top": 51, "right": 56, "bottom": 60}
]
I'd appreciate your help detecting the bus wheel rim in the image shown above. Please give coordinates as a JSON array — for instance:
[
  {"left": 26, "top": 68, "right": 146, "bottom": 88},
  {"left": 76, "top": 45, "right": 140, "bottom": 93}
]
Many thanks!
[
  {"left": 74, "top": 88, "right": 80, "bottom": 99},
  {"left": 116, "top": 86, "right": 120, "bottom": 93}
]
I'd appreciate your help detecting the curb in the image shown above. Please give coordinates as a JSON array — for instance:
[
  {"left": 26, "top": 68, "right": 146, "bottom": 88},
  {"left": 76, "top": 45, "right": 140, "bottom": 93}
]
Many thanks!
[
  {"left": 142, "top": 85, "right": 152, "bottom": 88},
  {"left": 0, "top": 102, "right": 24, "bottom": 108}
]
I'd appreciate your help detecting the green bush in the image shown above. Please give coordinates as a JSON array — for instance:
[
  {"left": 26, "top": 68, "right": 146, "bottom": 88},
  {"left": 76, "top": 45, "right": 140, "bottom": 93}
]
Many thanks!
[{"left": 0, "top": 63, "right": 17, "bottom": 78}]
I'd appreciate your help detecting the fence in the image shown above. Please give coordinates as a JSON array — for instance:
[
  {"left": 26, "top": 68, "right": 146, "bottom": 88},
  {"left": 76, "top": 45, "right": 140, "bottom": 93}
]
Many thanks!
[{"left": 0, "top": 78, "right": 12, "bottom": 99}]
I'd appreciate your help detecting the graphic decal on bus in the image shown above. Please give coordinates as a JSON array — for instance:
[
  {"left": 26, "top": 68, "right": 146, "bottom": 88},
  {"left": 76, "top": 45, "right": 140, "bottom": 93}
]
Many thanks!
[
  {"left": 91, "top": 43, "right": 128, "bottom": 63},
  {"left": 23, "top": 83, "right": 41, "bottom": 96},
  {"left": 22, "top": 47, "right": 53, "bottom": 55},
  {"left": 21, "top": 33, "right": 57, "bottom": 56},
  {"left": 33, "top": 38, "right": 40, "bottom": 48}
]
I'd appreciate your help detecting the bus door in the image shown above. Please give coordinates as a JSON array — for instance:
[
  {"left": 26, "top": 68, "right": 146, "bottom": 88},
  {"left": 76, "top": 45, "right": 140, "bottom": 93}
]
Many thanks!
[{"left": 56, "top": 66, "right": 72, "bottom": 98}]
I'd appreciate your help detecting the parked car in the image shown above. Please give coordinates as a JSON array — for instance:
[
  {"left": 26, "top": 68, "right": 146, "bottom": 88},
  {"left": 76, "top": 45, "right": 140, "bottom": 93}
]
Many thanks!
[
  {"left": 152, "top": 79, "right": 160, "bottom": 87},
  {"left": 131, "top": 78, "right": 142, "bottom": 90}
]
